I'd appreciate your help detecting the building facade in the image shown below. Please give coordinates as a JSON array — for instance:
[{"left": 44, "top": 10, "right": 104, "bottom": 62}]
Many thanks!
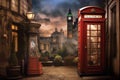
[
  {"left": 0, "top": 0, "right": 32, "bottom": 76},
  {"left": 105, "top": 0, "right": 119, "bottom": 78},
  {"left": 39, "top": 37, "right": 51, "bottom": 53},
  {"left": 39, "top": 28, "right": 64, "bottom": 54}
]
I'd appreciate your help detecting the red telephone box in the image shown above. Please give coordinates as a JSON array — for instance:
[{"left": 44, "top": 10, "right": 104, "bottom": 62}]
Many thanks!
[{"left": 78, "top": 6, "right": 106, "bottom": 76}]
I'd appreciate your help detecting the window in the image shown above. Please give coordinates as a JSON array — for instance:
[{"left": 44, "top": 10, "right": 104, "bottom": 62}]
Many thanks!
[
  {"left": 40, "top": 44, "right": 44, "bottom": 50},
  {"left": 11, "top": 25, "right": 18, "bottom": 53},
  {"left": 0, "top": 0, "right": 6, "bottom": 7},
  {"left": 11, "top": 0, "right": 18, "bottom": 12},
  {"left": 20, "top": 0, "right": 28, "bottom": 15},
  {"left": 46, "top": 44, "right": 49, "bottom": 51},
  {"left": 87, "top": 24, "right": 101, "bottom": 66}
]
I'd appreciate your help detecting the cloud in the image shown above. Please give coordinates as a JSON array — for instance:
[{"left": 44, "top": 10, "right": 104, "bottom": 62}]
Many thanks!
[{"left": 32, "top": 0, "right": 105, "bottom": 37}]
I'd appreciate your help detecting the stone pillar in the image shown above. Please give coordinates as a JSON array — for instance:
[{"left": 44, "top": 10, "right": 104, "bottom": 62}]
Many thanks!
[{"left": 26, "top": 22, "right": 43, "bottom": 75}]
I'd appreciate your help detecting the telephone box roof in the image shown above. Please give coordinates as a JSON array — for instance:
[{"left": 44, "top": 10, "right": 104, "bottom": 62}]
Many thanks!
[{"left": 79, "top": 6, "right": 105, "bottom": 14}]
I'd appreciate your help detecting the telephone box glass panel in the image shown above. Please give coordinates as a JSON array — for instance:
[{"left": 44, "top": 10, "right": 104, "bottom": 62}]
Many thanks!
[{"left": 87, "top": 24, "right": 101, "bottom": 66}]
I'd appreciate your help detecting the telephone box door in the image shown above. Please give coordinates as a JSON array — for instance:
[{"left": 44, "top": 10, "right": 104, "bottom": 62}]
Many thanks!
[{"left": 84, "top": 22, "right": 105, "bottom": 74}]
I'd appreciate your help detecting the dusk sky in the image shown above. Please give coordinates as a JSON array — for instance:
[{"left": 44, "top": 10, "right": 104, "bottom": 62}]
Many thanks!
[{"left": 32, "top": 0, "right": 105, "bottom": 37}]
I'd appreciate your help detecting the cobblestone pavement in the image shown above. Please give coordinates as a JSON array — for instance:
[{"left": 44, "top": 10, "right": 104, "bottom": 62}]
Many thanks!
[
  {"left": 21, "top": 66, "right": 81, "bottom": 80},
  {"left": 21, "top": 66, "right": 113, "bottom": 80}
]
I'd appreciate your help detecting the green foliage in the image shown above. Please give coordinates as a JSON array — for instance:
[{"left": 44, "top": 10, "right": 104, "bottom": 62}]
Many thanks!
[
  {"left": 9, "top": 38, "right": 18, "bottom": 66},
  {"left": 73, "top": 57, "right": 78, "bottom": 64},
  {"left": 54, "top": 55, "right": 62, "bottom": 62},
  {"left": 54, "top": 55, "right": 63, "bottom": 66},
  {"left": 41, "top": 51, "right": 50, "bottom": 57}
]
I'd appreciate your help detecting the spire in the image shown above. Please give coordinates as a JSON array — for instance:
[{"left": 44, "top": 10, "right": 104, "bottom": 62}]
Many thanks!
[
  {"left": 68, "top": 8, "right": 72, "bottom": 14},
  {"left": 67, "top": 8, "right": 72, "bottom": 16}
]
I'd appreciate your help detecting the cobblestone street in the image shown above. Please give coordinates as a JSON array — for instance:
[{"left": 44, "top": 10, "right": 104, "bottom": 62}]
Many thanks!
[{"left": 21, "top": 66, "right": 81, "bottom": 80}]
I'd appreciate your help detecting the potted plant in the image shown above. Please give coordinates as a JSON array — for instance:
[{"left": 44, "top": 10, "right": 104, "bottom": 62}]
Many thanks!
[
  {"left": 6, "top": 38, "right": 21, "bottom": 79},
  {"left": 53, "top": 55, "right": 63, "bottom": 66},
  {"left": 73, "top": 57, "right": 78, "bottom": 66}
]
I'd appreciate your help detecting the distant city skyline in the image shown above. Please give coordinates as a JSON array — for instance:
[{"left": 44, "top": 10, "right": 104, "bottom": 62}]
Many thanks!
[{"left": 32, "top": 0, "right": 105, "bottom": 37}]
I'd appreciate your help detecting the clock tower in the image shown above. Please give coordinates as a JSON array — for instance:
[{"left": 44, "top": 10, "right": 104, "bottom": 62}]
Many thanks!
[{"left": 67, "top": 9, "right": 73, "bottom": 39}]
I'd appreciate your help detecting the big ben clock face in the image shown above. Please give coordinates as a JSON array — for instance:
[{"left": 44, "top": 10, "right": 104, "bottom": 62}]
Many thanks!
[{"left": 68, "top": 17, "right": 72, "bottom": 20}]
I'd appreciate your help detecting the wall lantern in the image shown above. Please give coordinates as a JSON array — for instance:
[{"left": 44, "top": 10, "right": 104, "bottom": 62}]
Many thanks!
[{"left": 26, "top": 11, "right": 35, "bottom": 20}]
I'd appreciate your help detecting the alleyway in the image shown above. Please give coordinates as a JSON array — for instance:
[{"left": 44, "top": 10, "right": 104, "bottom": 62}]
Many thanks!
[
  {"left": 21, "top": 66, "right": 112, "bottom": 80},
  {"left": 21, "top": 66, "right": 80, "bottom": 80}
]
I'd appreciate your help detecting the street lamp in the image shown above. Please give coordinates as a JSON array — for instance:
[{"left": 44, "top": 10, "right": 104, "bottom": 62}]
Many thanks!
[
  {"left": 25, "top": 11, "right": 42, "bottom": 75},
  {"left": 26, "top": 11, "right": 35, "bottom": 20}
]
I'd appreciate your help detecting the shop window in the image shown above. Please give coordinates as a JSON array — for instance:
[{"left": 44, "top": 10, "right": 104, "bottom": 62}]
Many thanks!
[
  {"left": 11, "top": 0, "right": 18, "bottom": 12},
  {"left": 11, "top": 25, "right": 18, "bottom": 53},
  {"left": 20, "top": 0, "right": 28, "bottom": 15}
]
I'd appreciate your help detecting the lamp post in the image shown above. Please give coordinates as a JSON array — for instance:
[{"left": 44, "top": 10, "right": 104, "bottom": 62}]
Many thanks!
[{"left": 26, "top": 11, "right": 42, "bottom": 75}]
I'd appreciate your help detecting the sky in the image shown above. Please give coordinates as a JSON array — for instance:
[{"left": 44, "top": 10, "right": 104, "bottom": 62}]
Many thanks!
[{"left": 32, "top": 0, "right": 105, "bottom": 37}]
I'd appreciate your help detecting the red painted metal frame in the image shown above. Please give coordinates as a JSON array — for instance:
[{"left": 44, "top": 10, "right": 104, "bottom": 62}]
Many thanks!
[
  {"left": 78, "top": 6, "right": 105, "bottom": 76},
  {"left": 27, "top": 57, "right": 43, "bottom": 75}
]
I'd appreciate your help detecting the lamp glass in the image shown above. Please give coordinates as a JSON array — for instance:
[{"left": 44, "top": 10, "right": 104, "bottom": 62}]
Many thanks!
[{"left": 26, "top": 12, "right": 35, "bottom": 20}]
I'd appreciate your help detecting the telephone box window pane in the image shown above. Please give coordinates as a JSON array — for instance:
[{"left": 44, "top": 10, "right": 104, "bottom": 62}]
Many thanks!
[
  {"left": 98, "top": 31, "right": 101, "bottom": 36},
  {"left": 87, "top": 49, "right": 91, "bottom": 54},
  {"left": 98, "top": 49, "right": 101, "bottom": 53},
  {"left": 91, "top": 43, "right": 97, "bottom": 48},
  {"left": 87, "top": 31, "right": 90, "bottom": 36},
  {"left": 91, "top": 37, "right": 97, "bottom": 42},
  {"left": 91, "top": 49, "right": 97, "bottom": 54},
  {"left": 87, "top": 37, "right": 90, "bottom": 42},
  {"left": 91, "top": 25, "right": 97, "bottom": 30},
  {"left": 98, "top": 43, "right": 101, "bottom": 48},
  {"left": 88, "top": 54, "right": 98, "bottom": 65},
  {"left": 87, "top": 43, "right": 90, "bottom": 49},
  {"left": 87, "top": 43, "right": 90, "bottom": 48},
  {"left": 87, "top": 25, "right": 90, "bottom": 30},
  {"left": 98, "top": 25, "right": 101, "bottom": 30},
  {"left": 98, "top": 37, "right": 101, "bottom": 42},
  {"left": 91, "top": 31, "right": 97, "bottom": 36},
  {"left": 88, "top": 54, "right": 100, "bottom": 66}
]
